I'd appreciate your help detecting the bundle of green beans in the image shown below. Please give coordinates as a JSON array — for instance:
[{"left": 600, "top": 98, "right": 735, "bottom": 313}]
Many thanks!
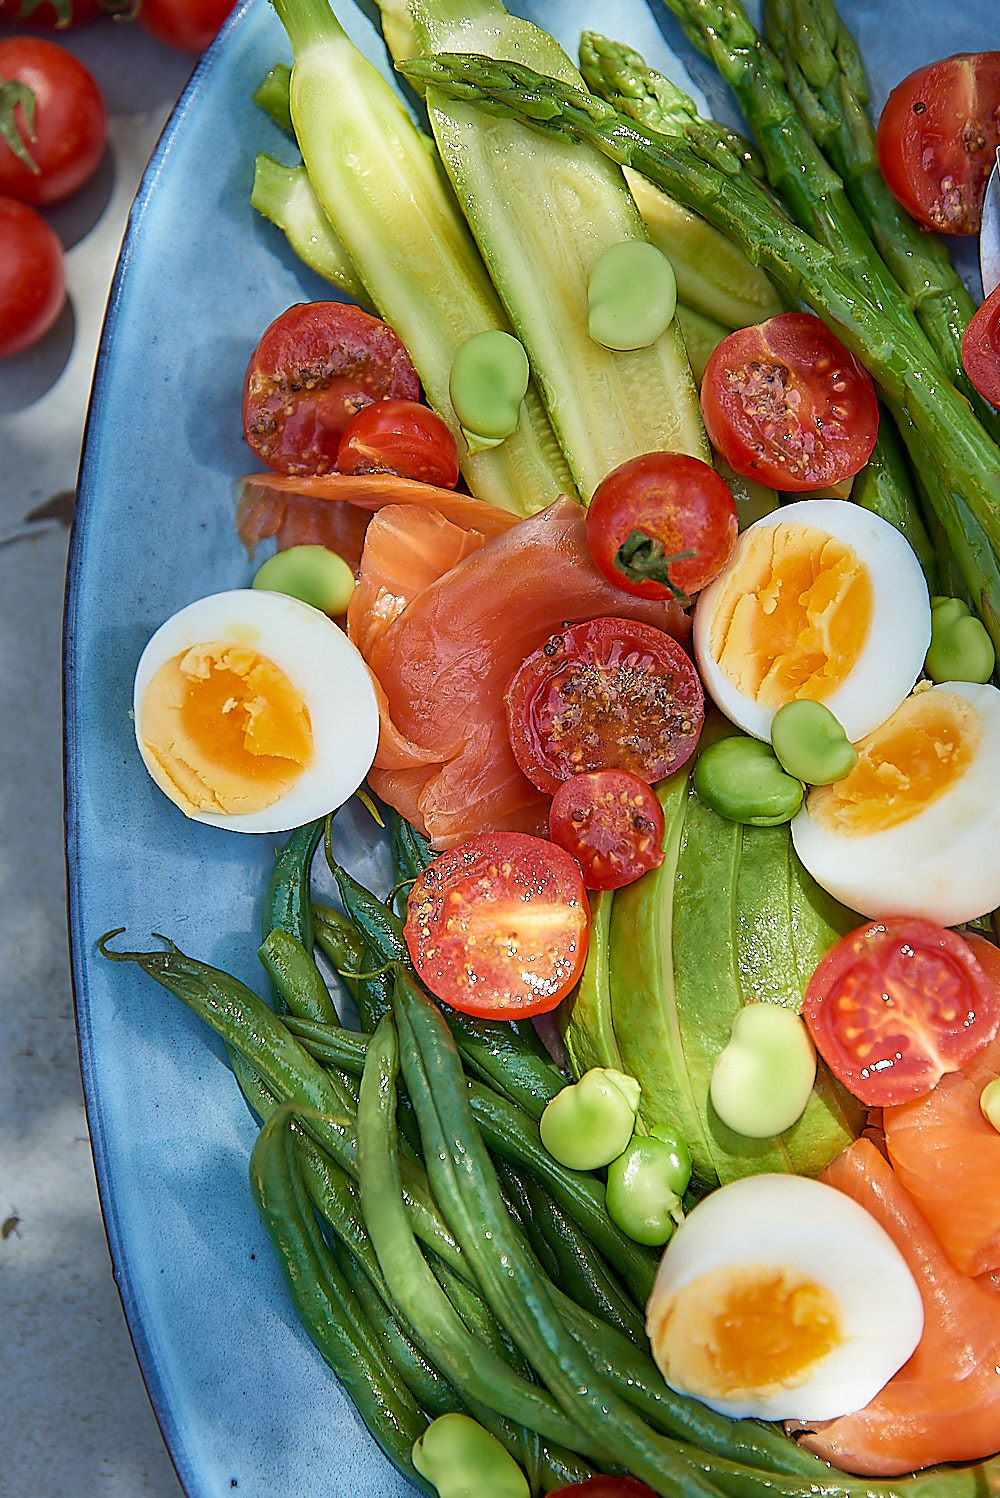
[{"left": 100, "top": 817, "right": 1000, "bottom": 1496}]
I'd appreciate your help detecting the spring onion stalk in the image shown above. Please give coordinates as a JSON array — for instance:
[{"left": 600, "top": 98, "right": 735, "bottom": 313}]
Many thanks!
[
  {"left": 369, "top": 0, "right": 710, "bottom": 499},
  {"left": 268, "top": 0, "right": 576, "bottom": 514},
  {"left": 399, "top": 51, "right": 1000, "bottom": 649},
  {"left": 251, "top": 154, "right": 370, "bottom": 305}
]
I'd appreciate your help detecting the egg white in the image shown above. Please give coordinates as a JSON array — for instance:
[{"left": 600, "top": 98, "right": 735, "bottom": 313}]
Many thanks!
[
  {"left": 692, "top": 499, "right": 931, "bottom": 744},
  {"left": 133, "top": 588, "right": 379, "bottom": 834},
  {"left": 646, "top": 1172, "right": 924, "bottom": 1422},
  {"left": 791, "top": 680, "right": 1000, "bottom": 926}
]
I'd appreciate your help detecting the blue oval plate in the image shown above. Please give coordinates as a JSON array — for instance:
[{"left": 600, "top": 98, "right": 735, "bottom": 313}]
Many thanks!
[{"left": 65, "top": 2, "right": 995, "bottom": 1495}]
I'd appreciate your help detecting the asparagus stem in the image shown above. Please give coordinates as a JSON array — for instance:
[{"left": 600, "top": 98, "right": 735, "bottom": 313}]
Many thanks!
[{"left": 398, "top": 51, "right": 1000, "bottom": 646}]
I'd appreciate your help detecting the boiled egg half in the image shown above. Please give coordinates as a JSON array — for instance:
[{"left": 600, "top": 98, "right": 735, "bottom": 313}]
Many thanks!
[
  {"left": 693, "top": 499, "right": 931, "bottom": 744},
  {"left": 133, "top": 588, "right": 379, "bottom": 834},
  {"left": 646, "top": 1172, "right": 923, "bottom": 1422},
  {"left": 791, "top": 680, "right": 1000, "bottom": 926}
]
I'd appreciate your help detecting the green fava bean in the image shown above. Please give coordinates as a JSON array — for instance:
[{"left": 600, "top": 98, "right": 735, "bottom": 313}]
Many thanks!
[
  {"left": 770, "top": 699, "right": 858, "bottom": 785},
  {"left": 925, "top": 596, "right": 996, "bottom": 684},
  {"left": 709, "top": 1002, "right": 817, "bottom": 1139},
  {"left": 605, "top": 1125, "right": 692, "bottom": 1246},
  {"left": 587, "top": 240, "right": 677, "bottom": 351},
  {"left": 252, "top": 544, "right": 355, "bottom": 615},
  {"left": 539, "top": 1066, "right": 640, "bottom": 1172},
  {"left": 692, "top": 734, "right": 803, "bottom": 825},
  {"left": 411, "top": 1413, "right": 529, "bottom": 1498},
  {"left": 980, "top": 1078, "right": 1000, "bottom": 1132},
  {"left": 449, "top": 330, "right": 530, "bottom": 453}
]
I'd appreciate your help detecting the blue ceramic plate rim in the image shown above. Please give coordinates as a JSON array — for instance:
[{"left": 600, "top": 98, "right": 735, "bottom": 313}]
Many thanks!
[{"left": 64, "top": 1, "right": 993, "bottom": 1494}]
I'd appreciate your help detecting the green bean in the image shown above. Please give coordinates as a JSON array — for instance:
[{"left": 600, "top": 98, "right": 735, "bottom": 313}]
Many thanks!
[
  {"left": 248, "top": 1103, "right": 432, "bottom": 1490},
  {"left": 261, "top": 818, "right": 324, "bottom": 1013},
  {"left": 390, "top": 968, "right": 729, "bottom": 1498},
  {"left": 356, "top": 1011, "right": 599, "bottom": 1453},
  {"left": 258, "top": 925, "right": 339, "bottom": 1026},
  {"left": 312, "top": 902, "right": 393, "bottom": 1028}
]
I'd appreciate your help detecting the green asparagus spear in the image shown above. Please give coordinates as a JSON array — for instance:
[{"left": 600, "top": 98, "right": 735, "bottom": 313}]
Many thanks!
[{"left": 398, "top": 50, "right": 1000, "bottom": 648}]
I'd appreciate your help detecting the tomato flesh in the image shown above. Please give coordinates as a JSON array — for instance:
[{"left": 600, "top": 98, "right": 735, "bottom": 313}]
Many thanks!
[
  {"left": 403, "top": 831, "right": 590, "bottom": 1017},
  {"left": 242, "top": 301, "right": 420, "bottom": 476},
  {"left": 961, "top": 281, "right": 1000, "bottom": 409},
  {"left": 802, "top": 918, "right": 1000, "bottom": 1107},
  {"left": 549, "top": 769, "right": 665, "bottom": 890},
  {"left": 505, "top": 616, "right": 704, "bottom": 794},
  {"left": 699, "top": 312, "right": 879, "bottom": 492},
  {"left": 0, "top": 38, "right": 107, "bottom": 207},
  {"left": 0, "top": 194, "right": 65, "bottom": 357},
  {"left": 876, "top": 52, "right": 1000, "bottom": 235},
  {"left": 585, "top": 451, "right": 738, "bottom": 603},
  {"left": 337, "top": 398, "right": 460, "bottom": 487}
]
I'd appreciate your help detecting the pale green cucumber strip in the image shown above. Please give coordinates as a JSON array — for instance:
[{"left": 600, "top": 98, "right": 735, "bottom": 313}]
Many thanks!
[
  {"left": 376, "top": 0, "right": 709, "bottom": 500},
  {"left": 252, "top": 154, "right": 370, "bottom": 305},
  {"left": 272, "top": 0, "right": 575, "bottom": 514},
  {"left": 558, "top": 891, "right": 624, "bottom": 1081},
  {"left": 674, "top": 303, "right": 729, "bottom": 385},
  {"left": 623, "top": 167, "right": 784, "bottom": 330},
  {"left": 606, "top": 772, "right": 711, "bottom": 1172},
  {"left": 668, "top": 789, "right": 795, "bottom": 1185}
]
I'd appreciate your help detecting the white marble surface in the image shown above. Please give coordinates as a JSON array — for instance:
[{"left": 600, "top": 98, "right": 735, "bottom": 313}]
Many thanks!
[{"left": 0, "top": 15, "right": 201, "bottom": 1494}]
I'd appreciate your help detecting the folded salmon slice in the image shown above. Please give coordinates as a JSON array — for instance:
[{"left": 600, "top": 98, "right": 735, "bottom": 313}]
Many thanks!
[
  {"left": 348, "top": 495, "right": 689, "bottom": 849},
  {"left": 790, "top": 1136, "right": 1000, "bottom": 1475}
]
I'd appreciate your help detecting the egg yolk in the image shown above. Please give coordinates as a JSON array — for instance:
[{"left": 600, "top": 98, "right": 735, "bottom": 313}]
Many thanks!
[
  {"left": 648, "top": 1262, "right": 842, "bottom": 1401},
  {"left": 807, "top": 688, "right": 979, "bottom": 836},
  {"left": 709, "top": 522, "right": 874, "bottom": 707},
  {"left": 140, "top": 641, "right": 313, "bottom": 817}
]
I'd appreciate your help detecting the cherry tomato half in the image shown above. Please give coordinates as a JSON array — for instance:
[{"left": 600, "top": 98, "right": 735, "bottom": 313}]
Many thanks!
[
  {"left": 337, "top": 397, "right": 459, "bottom": 487},
  {"left": 586, "top": 451, "right": 738, "bottom": 603},
  {"left": 549, "top": 769, "right": 665, "bottom": 890},
  {"left": 876, "top": 52, "right": 1000, "bottom": 235},
  {"left": 137, "top": 0, "right": 235, "bottom": 52},
  {"left": 552, "top": 1481, "right": 659, "bottom": 1498},
  {"left": 504, "top": 617, "right": 704, "bottom": 795},
  {"left": 0, "top": 38, "right": 107, "bottom": 207},
  {"left": 802, "top": 917, "right": 1000, "bottom": 1107},
  {"left": 961, "top": 281, "right": 1000, "bottom": 409},
  {"left": 0, "top": 194, "right": 65, "bottom": 357},
  {"left": 403, "top": 831, "right": 590, "bottom": 1018},
  {"left": 242, "top": 301, "right": 420, "bottom": 477},
  {"left": 699, "top": 312, "right": 879, "bottom": 492}
]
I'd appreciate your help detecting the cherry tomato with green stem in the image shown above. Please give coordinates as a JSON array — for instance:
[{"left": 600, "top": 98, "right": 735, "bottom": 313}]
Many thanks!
[
  {"left": 876, "top": 52, "right": 1000, "bottom": 235},
  {"left": 0, "top": 0, "right": 101, "bottom": 26},
  {"left": 336, "top": 397, "right": 459, "bottom": 487},
  {"left": 242, "top": 301, "right": 421, "bottom": 477},
  {"left": 0, "top": 37, "right": 106, "bottom": 206},
  {"left": 586, "top": 451, "right": 738, "bottom": 604},
  {"left": 548, "top": 769, "right": 665, "bottom": 890},
  {"left": 0, "top": 193, "right": 65, "bottom": 357}
]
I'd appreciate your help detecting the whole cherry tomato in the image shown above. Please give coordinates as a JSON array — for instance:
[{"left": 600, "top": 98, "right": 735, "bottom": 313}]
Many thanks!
[
  {"left": 0, "top": 0, "right": 101, "bottom": 26},
  {"left": 0, "top": 37, "right": 107, "bottom": 206},
  {"left": 585, "top": 451, "right": 738, "bottom": 603},
  {"left": 0, "top": 193, "right": 65, "bottom": 357},
  {"left": 337, "top": 397, "right": 459, "bottom": 487},
  {"left": 242, "top": 301, "right": 420, "bottom": 476},
  {"left": 700, "top": 313, "right": 879, "bottom": 492},
  {"left": 877, "top": 52, "right": 1000, "bottom": 235},
  {"left": 137, "top": 0, "right": 235, "bottom": 52}
]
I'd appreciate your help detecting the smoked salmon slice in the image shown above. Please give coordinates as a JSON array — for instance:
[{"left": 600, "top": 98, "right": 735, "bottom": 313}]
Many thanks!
[
  {"left": 347, "top": 495, "right": 689, "bottom": 849},
  {"left": 236, "top": 470, "right": 519, "bottom": 570},
  {"left": 790, "top": 1136, "right": 1000, "bottom": 1475}
]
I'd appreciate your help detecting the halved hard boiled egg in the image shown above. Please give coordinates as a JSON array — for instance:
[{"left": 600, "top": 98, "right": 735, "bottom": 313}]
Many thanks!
[
  {"left": 791, "top": 680, "right": 1000, "bottom": 926},
  {"left": 692, "top": 499, "right": 931, "bottom": 744},
  {"left": 646, "top": 1172, "right": 924, "bottom": 1422},
  {"left": 133, "top": 588, "right": 379, "bottom": 834}
]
